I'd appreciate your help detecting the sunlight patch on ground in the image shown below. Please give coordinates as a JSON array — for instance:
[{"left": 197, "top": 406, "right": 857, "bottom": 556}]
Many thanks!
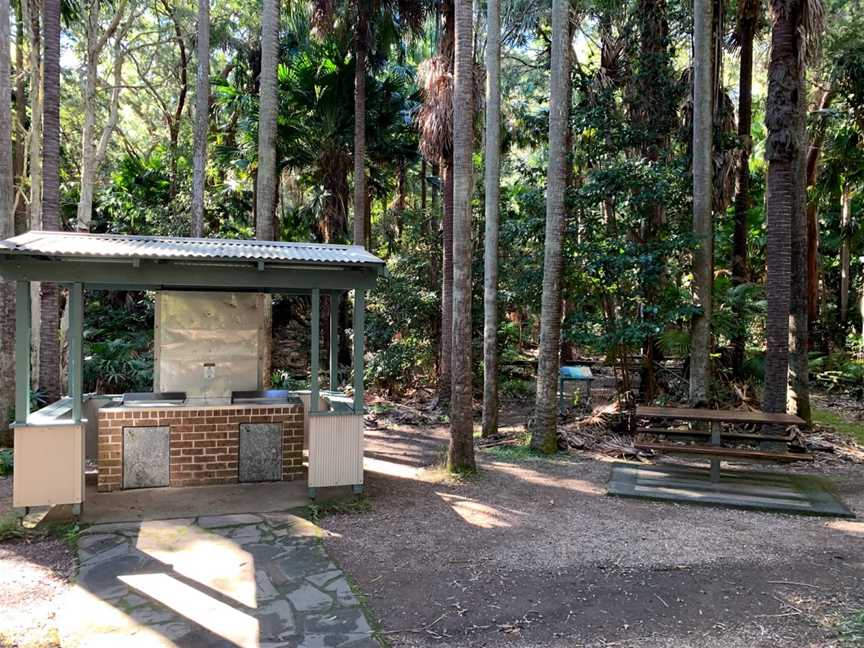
[
  {"left": 489, "top": 461, "right": 606, "bottom": 496},
  {"left": 136, "top": 520, "right": 257, "bottom": 608},
  {"left": 364, "top": 456, "right": 422, "bottom": 479},
  {"left": 435, "top": 491, "right": 525, "bottom": 528},
  {"left": 120, "top": 573, "right": 260, "bottom": 647},
  {"left": 826, "top": 519, "right": 864, "bottom": 536}
]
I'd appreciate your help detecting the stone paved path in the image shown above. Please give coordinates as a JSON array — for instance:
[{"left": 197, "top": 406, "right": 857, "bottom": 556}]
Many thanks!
[{"left": 61, "top": 512, "right": 378, "bottom": 648}]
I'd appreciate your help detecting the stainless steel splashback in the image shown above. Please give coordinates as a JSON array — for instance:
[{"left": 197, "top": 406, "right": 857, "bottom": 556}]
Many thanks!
[{"left": 154, "top": 291, "right": 266, "bottom": 401}]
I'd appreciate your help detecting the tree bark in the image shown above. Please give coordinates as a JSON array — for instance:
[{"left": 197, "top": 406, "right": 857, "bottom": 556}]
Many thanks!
[
  {"left": 13, "top": 0, "right": 27, "bottom": 235},
  {"left": 689, "top": 0, "right": 714, "bottom": 405},
  {"left": 762, "top": 0, "right": 801, "bottom": 414},
  {"left": 438, "top": 162, "right": 453, "bottom": 403},
  {"left": 255, "top": 0, "right": 280, "bottom": 241},
  {"left": 731, "top": 5, "right": 755, "bottom": 378},
  {"left": 191, "top": 0, "right": 210, "bottom": 237},
  {"left": 353, "top": 6, "right": 368, "bottom": 247},
  {"left": 530, "top": 0, "right": 570, "bottom": 453},
  {"left": 25, "top": 0, "right": 42, "bottom": 386},
  {"left": 40, "top": 0, "right": 61, "bottom": 403},
  {"left": 447, "top": 0, "right": 475, "bottom": 472},
  {"left": 788, "top": 68, "right": 810, "bottom": 422},
  {"left": 0, "top": 0, "right": 15, "bottom": 428},
  {"left": 481, "top": 0, "right": 501, "bottom": 438}
]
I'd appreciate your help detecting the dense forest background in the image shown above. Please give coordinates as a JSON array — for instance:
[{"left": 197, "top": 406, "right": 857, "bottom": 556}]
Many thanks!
[{"left": 1, "top": 0, "right": 863, "bottom": 463}]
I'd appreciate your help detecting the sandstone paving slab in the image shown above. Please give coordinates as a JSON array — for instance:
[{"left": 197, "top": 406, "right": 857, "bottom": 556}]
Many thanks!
[{"left": 62, "top": 513, "right": 378, "bottom": 648}]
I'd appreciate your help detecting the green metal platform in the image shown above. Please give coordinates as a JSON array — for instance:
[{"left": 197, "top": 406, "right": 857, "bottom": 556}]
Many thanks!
[{"left": 607, "top": 462, "right": 855, "bottom": 518}]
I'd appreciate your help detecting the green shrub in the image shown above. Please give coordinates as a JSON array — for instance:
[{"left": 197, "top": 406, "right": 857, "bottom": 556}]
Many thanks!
[{"left": 0, "top": 448, "right": 12, "bottom": 476}]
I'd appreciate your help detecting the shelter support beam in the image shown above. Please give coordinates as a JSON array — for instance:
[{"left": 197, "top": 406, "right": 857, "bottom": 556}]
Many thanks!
[
  {"left": 310, "top": 288, "right": 320, "bottom": 413},
  {"left": 15, "top": 281, "right": 31, "bottom": 424},
  {"left": 68, "top": 283, "right": 84, "bottom": 423},
  {"left": 330, "top": 293, "right": 339, "bottom": 391},
  {"left": 353, "top": 290, "right": 365, "bottom": 414}
]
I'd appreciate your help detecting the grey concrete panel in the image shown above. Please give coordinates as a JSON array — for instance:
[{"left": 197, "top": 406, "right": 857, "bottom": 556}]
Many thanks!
[
  {"left": 123, "top": 427, "right": 169, "bottom": 489},
  {"left": 239, "top": 423, "right": 282, "bottom": 482}
]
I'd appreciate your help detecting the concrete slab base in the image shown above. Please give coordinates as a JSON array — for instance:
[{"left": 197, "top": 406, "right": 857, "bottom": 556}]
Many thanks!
[
  {"left": 607, "top": 462, "right": 855, "bottom": 518},
  {"left": 81, "top": 481, "right": 315, "bottom": 525}
]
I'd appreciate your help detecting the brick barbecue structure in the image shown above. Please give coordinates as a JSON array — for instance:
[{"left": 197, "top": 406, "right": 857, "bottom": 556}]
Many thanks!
[{"left": 97, "top": 401, "right": 305, "bottom": 492}]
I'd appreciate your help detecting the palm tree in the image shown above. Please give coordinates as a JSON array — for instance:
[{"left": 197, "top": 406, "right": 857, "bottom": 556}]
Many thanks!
[
  {"left": 256, "top": 0, "right": 280, "bottom": 241},
  {"left": 762, "top": 0, "right": 822, "bottom": 413},
  {"left": 448, "top": 0, "right": 474, "bottom": 472},
  {"left": 417, "top": 3, "right": 455, "bottom": 404},
  {"left": 353, "top": 2, "right": 369, "bottom": 247},
  {"left": 481, "top": 0, "right": 501, "bottom": 437},
  {"left": 689, "top": 0, "right": 713, "bottom": 405},
  {"left": 191, "top": 0, "right": 210, "bottom": 237},
  {"left": 40, "top": 0, "right": 61, "bottom": 403},
  {"left": 0, "top": 0, "right": 15, "bottom": 427},
  {"left": 730, "top": 0, "right": 760, "bottom": 377},
  {"left": 530, "top": 0, "right": 571, "bottom": 453}
]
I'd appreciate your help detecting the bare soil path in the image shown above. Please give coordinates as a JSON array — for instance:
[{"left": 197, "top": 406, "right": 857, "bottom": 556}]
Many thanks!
[{"left": 322, "top": 413, "right": 864, "bottom": 648}]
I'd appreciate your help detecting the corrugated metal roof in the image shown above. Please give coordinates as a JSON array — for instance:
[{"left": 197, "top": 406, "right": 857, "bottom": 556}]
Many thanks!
[{"left": 0, "top": 231, "right": 385, "bottom": 267}]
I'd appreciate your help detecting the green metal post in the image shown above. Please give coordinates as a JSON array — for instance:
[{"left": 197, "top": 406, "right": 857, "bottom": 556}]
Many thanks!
[
  {"left": 353, "top": 290, "right": 365, "bottom": 414},
  {"left": 15, "top": 281, "right": 31, "bottom": 424},
  {"left": 329, "top": 292, "right": 339, "bottom": 391},
  {"left": 310, "top": 288, "right": 320, "bottom": 413},
  {"left": 68, "top": 284, "right": 84, "bottom": 423}
]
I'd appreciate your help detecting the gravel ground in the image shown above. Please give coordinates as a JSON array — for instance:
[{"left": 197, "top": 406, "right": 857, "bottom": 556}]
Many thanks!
[
  {"left": 0, "top": 478, "right": 75, "bottom": 648},
  {"left": 322, "top": 417, "right": 864, "bottom": 648}
]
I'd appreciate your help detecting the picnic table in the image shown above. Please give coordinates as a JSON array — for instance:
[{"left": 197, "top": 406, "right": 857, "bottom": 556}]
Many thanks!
[{"left": 633, "top": 405, "right": 811, "bottom": 481}]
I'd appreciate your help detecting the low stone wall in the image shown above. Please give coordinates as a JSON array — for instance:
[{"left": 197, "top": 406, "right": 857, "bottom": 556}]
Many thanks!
[{"left": 97, "top": 403, "right": 304, "bottom": 492}]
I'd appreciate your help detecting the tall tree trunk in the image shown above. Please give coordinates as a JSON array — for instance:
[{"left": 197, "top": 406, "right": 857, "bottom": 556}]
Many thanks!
[
  {"left": 788, "top": 68, "right": 810, "bottom": 422},
  {"left": 839, "top": 185, "right": 851, "bottom": 322},
  {"left": 438, "top": 162, "right": 453, "bottom": 403},
  {"left": 731, "top": 2, "right": 756, "bottom": 377},
  {"left": 39, "top": 0, "right": 61, "bottom": 403},
  {"left": 76, "top": 0, "right": 128, "bottom": 232},
  {"left": 530, "top": 0, "right": 570, "bottom": 453},
  {"left": 447, "top": 0, "right": 475, "bottom": 472},
  {"left": 762, "top": 0, "right": 801, "bottom": 414},
  {"left": 0, "top": 0, "right": 15, "bottom": 428},
  {"left": 690, "top": 0, "right": 714, "bottom": 405},
  {"left": 805, "top": 90, "right": 834, "bottom": 332},
  {"left": 255, "top": 0, "right": 279, "bottom": 241},
  {"left": 25, "top": 0, "right": 42, "bottom": 386},
  {"left": 13, "top": 0, "right": 27, "bottom": 234},
  {"left": 353, "top": 6, "right": 368, "bottom": 247},
  {"left": 481, "top": 0, "right": 501, "bottom": 438},
  {"left": 191, "top": 0, "right": 210, "bottom": 237}
]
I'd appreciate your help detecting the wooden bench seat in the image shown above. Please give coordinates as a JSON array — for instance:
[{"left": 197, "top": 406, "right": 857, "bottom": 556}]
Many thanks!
[
  {"left": 635, "top": 426, "right": 794, "bottom": 442},
  {"left": 634, "top": 442, "right": 813, "bottom": 462}
]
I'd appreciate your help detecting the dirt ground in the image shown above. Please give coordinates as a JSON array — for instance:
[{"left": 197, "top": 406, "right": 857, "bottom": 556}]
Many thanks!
[{"left": 321, "top": 409, "right": 864, "bottom": 648}]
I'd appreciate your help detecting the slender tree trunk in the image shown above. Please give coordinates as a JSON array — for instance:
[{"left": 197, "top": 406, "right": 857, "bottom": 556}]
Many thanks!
[
  {"left": 731, "top": 6, "right": 755, "bottom": 377},
  {"left": 191, "top": 0, "right": 210, "bottom": 237},
  {"left": 13, "top": 1, "right": 27, "bottom": 235},
  {"left": 163, "top": 1, "right": 187, "bottom": 201},
  {"left": 690, "top": 0, "right": 714, "bottom": 405},
  {"left": 762, "top": 0, "right": 801, "bottom": 414},
  {"left": 25, "top": 0, "right": 42, "bottom": 386},
  {"left": 39, "top": 0, "right": 61, "bottom": 403},
  {"left": 447, "top": 0, "right": 475, "bottom": 472},
  {"left": 840, "top": 185, "right": 851, "bottom": 322},
  {"left": 421, "top": 158, "right": 427, "bottom": 210},
  {"left": 438, "top": 162, "right": 453, "bottom": 403},
  {"left": 530, "top": 0, "right": 570, "bottom": 453},
  {"left": 353, "top": 7, "right": 368, "bottom": 247},
  {"left": 481, "top": 0, "right": 501, "bottom": 438},
  {"left": 255, "top": 0, "right": 279, "bottom": 241},
  {"left": 788, "top": 66, "right": 810, "bottom": 421},
  {"left": 0, "top": 0, "right": 15, "bottom": 428},
  {"left": 76, "top": 0, "right": 128, "bottom": 232}
]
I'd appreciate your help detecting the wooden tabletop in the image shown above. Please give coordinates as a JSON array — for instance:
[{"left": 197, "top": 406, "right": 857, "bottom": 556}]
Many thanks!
[{"left": 635, "top": 405, "right": 806, "bottom": 427}]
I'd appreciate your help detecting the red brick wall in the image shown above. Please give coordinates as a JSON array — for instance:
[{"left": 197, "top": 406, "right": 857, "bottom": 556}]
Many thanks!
[{"left": 97, "top": 404, "right": 304, "bottom": 492}]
